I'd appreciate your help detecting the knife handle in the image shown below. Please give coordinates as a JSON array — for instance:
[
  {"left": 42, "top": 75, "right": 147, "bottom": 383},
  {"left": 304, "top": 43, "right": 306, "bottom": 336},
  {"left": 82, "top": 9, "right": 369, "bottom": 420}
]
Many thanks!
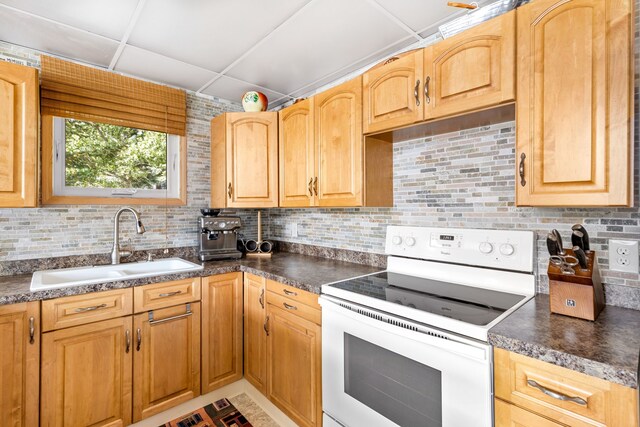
[
  {"left": 572, "top": 224, "right": 590, "bottom": 251},
  {"left": 547, "top": 234, "right": 559, "bottom": 256},
  {"left": 571, "top": 230, "right": 584, "bottom": 250},
  {"left": 552, "top": 230, "right": 565, "bottom": 255},
  {"left": 573, "top": 246, "right": 589, "bottom": 269}
]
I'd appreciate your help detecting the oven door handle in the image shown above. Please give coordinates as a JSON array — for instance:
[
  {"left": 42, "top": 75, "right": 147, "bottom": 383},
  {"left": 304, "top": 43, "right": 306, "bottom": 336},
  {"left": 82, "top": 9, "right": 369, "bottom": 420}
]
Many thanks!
[{"left": 320, "top": 296, "right": 490, "bottom": 362}]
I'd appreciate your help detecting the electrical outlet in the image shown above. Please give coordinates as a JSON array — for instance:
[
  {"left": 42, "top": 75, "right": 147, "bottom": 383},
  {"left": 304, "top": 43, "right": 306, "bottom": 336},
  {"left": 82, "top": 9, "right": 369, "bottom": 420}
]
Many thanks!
[{"left": 609, "top": 240, "right": 639, "bottom": 273}]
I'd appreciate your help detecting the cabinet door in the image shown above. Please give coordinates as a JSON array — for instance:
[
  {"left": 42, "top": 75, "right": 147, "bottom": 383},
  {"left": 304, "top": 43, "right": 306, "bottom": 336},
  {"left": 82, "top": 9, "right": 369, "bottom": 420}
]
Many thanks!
[
  {"left": 315, "top": 77, "right": 363, "bottom": 207},
  {"left": 41, "top": 317, "right": 132, "bottom": 427},
  {"left": 424, "top": 11, "right": 515, "bottom": 120},
  {"left": 201, "top": 273, "right": 243, "bottom": 393},
  {"left": 133, "top": 303, "right": 201, "bottom": 422},
  {"left": 0, "top": 61, "right": 38, "bottom": 207},
  {"left": 363, "top": 50, "right": 424, "bottom": 134},
  {"left": 226, "top": 112, "right": 279, "bottom": 208},
  {"left": 0, "top": 302, "right": 39, "bottom": 427},
  {"left": 279, "top": 98, "right": 316, "bottom": 207},
  {"left": 244, "top": 273, "right": 267, "bottom": 394},
  {"left": 266, "top": 303, "right": 322, "bottom": 427},
  {"left": 494, "top": 399, "right": 562, "bottom": 427},
  {"left": 516, "top": 0, "right": 633, "bottom": 206}
]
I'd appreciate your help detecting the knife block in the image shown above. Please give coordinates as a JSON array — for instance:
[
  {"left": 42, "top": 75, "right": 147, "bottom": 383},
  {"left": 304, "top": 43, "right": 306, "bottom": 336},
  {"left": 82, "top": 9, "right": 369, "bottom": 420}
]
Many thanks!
[{"left": 547, "top": 249, "right": 604, "bottom": 321}]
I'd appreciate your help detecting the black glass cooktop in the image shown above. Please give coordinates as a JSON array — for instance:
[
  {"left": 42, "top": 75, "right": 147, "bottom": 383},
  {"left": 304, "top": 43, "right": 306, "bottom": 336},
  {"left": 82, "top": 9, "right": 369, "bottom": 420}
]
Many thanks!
[{"left": 327, "top": 271, "right": 527, "bottom": 326}]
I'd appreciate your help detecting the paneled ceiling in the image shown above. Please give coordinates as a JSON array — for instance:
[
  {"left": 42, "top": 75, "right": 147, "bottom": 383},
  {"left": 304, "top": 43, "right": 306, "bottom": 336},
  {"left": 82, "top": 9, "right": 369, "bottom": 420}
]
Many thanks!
[{"left": 0, "top": 0, "right": 492, "bottom": 109}]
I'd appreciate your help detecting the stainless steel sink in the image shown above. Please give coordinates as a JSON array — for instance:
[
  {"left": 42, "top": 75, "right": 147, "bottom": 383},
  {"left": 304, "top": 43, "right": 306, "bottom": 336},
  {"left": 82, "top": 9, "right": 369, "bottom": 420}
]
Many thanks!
[{"left": 30, "top": 258, "right": 204, "bottom": 292}]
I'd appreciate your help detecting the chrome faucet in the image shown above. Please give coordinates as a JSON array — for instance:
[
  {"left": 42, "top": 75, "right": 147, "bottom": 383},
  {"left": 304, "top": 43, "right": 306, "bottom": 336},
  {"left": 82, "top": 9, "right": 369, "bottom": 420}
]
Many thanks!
[{"left": 111, "top": 207, "right": 146, "bottom": 265}]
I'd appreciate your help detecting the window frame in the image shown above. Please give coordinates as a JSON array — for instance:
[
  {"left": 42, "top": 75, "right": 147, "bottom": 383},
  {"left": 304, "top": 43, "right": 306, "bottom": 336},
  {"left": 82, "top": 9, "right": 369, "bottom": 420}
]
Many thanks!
[{"left": 41, "top": 115, "right": 187, "bottom": 206}]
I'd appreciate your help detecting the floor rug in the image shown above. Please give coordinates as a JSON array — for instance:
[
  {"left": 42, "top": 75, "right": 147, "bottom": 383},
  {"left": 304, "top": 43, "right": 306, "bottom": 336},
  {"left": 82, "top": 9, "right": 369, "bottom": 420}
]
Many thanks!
[{"left": 159, "top": 398, "right": 253, "bottom": 427}]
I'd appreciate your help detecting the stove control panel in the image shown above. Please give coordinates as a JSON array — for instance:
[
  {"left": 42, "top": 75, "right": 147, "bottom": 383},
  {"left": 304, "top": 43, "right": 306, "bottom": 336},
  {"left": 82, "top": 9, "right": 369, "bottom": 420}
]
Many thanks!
[{"left": 386, "top": 226, "right": 535, "bottom": 273}]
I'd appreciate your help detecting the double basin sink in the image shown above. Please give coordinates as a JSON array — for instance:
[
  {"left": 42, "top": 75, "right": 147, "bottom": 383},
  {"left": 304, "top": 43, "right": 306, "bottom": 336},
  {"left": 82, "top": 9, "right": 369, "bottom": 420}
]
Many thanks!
[{"left": 30, "top": 258, "right": 204, "bottom": 292}]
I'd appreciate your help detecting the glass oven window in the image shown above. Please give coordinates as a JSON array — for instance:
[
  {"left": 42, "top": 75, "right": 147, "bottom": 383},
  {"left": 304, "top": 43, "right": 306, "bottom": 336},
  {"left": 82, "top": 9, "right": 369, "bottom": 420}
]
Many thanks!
[{"left": 344, "top": 334, "right": 442, "bottom": 427}]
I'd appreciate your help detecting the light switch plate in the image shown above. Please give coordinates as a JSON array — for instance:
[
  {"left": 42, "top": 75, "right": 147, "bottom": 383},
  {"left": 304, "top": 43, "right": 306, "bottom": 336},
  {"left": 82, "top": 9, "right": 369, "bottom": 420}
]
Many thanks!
[{"left": 609, "top": 239, "right": 639, "bottom": 273}]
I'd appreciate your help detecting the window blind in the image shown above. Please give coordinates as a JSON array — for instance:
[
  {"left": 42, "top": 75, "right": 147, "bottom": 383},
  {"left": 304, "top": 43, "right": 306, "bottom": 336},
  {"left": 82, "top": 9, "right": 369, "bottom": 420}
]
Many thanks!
[{"left": 40, "top": 55, "right": 186, "bottom": 136}]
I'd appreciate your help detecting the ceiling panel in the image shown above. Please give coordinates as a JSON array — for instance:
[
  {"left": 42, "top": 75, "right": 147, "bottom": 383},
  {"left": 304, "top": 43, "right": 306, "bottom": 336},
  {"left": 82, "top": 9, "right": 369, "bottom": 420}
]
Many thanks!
[
  {"left": 373, "top": 0, "right": 494, "bottom": 35},
  {"left": 226, "top": 0, "right": 409, "bottom": 95},
  {"left": 200, "top": 75, "right": 287, "bottom": 108},
  {"left": 0, "top": 7, "right": 119, "bottom": 66},
  {"left": 127, "top": 0, "right": 309, "bottom": 73},
  {"left": 114, "top": 45, "right": 218, "bottom": 92},
  {"left": 0, "top": 0, "right": 138, "bottom": 40},
  {"left": 288, "top": 38, "right": 415, "bottom": 99}
]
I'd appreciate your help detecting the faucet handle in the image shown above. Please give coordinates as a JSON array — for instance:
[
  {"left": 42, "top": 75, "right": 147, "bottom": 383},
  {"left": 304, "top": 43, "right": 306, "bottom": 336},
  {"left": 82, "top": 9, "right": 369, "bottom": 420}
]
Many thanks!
[{"left": 119, "top": 238, "right": 133, "bottom": 259}]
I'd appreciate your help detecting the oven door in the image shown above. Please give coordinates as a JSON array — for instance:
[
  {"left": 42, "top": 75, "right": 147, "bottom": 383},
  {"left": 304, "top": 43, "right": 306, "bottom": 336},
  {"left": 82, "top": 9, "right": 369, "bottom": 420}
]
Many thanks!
[{"left": 320, "top": 296, "right": 492, "bottom": 427}]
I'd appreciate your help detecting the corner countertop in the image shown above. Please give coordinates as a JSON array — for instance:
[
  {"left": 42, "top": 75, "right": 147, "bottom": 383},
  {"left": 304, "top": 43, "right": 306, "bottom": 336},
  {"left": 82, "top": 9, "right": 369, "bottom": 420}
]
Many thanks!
[
  {"left": 0, "top": 252, "right": 383, "bottom": 306},
  {"left": 488, "top": 294, "right": 640, "bottom": 389}
]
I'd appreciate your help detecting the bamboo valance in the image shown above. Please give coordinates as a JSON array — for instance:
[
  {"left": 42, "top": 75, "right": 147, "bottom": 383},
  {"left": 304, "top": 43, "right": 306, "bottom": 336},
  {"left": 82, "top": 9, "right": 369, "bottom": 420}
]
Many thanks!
[{"left": 40, "top": 55, "right": 186, "bottom": 135}]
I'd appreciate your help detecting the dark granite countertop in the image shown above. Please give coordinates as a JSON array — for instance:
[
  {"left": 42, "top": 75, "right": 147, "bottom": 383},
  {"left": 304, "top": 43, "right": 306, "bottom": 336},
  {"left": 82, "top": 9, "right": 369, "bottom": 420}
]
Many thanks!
[
  {"left": 489, "top": 294, "right": 640, "bottom": 389},
  {"left": 0, "top": 252, "right": 383, "bottom": 306}
]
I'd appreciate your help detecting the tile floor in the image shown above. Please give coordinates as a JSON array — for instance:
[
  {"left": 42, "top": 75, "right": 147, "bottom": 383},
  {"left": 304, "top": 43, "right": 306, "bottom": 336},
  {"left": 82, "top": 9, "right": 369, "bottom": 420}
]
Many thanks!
[{"left": 229, "top": 393, "right": 280, "bottom": 427}]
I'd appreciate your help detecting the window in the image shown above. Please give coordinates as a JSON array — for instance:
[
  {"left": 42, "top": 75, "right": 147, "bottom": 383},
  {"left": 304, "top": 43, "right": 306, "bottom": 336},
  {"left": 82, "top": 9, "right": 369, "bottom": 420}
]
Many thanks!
[{"left": 45, "top": 117, "right": 185, "bottom": 204}]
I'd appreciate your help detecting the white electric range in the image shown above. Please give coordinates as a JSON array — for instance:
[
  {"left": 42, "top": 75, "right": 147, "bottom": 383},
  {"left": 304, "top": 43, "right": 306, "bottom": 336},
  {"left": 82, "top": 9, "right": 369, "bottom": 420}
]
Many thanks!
[{"left": 320, "top": 226, "right": 536, "bottom": 427}]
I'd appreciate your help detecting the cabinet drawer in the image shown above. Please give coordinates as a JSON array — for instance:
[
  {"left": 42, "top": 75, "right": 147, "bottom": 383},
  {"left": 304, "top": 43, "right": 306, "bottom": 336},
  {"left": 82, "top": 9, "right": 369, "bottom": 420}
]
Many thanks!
[
  {"left": 267, "top": 291, "right": 321, "bottom": 325},
  {"left": 134, "top": 278, "right": 201, "bottom": 313},
  {"left": 42, "top": 288, "right": 133, "bottom": 331},
  {"left": 266, "top": 280, "right": 320, "bottom": 310},
  {"left": 495, "top": 398, "right": 562, "bottom": 427},
  {"left": 494, "top": 348, "right": 638, "bottom": 426}
]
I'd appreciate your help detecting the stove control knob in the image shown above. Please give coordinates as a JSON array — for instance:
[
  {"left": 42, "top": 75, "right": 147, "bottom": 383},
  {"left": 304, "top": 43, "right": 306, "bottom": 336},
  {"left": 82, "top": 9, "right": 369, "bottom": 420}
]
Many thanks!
[
  {"left": 500, "top": 243, "right": 515, "bottom": 256},
  {"left": 219, "top": 222, "right": 226, "bottom": 228},
  {"left": 405, "top": 237, "right": 416, "bottom": 247},
  {"left": 392, "top": 236, "right": 402, "bottom": 245},
  {"left": 479, "top": 242, "right": 494, "bottom": 254}
]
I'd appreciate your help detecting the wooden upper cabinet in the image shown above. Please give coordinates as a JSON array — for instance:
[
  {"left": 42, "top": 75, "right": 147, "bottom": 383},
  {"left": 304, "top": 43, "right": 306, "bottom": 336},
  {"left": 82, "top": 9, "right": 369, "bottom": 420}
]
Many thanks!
[
  {"left": 0, "top": 302, "right": 39, "bottom": 427},
  {"left": 424, "top": 10, "right": 515, "bottom": 120},
  {"left": 244, "top": 273, "right": 267, "bottom": 394},
  {"left": 363, "top": 50, "right": 424, "bottom": 134},
  {"left": 0, "top": 61, "right": 38, "bottom": 208},
  {"left": 133, "top": 303, "right": 201, "bottom": 422},
  {"left": 41, "top": 317, "right": 133, "bottom": 427},
  {"left": 279, "top": 98, "right": 316, "bottom": 207},
  {"left": 516, "top": 0, "right": 633, "bottom": 206},
  {"left": 315, "top": 77, "right": 364, "bottom": 207},
  {"left": 211, "top": 112, "right": 278, "bottom": 208},
  {"left": 201, "top": 273, "right": 243, "bottom": 393}
]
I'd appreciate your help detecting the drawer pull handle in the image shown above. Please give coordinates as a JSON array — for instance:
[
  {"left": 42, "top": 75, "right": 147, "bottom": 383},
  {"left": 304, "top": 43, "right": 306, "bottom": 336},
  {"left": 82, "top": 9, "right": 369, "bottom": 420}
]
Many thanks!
[
  {"left": 158, "top": 290, "right": 182, "bottom": 298},
  {"left": 283, "top": 302, "right": 298, "bottom": 311},
  {"left": 519, "top": 153, "right": 527, "bottom": 187},
  {"left": 313, "top": 177, "right": 318, "bottom": 196},
  {"left": 228, "top": 182, "right": 233, "bottom": 199},
  {"left": 125, "top": 329, "right": 131, "bottom": 353},
  {"left": 264, "top": 315, "right": 270, "bottom": 336},
  {"left": 283, "top": 289, "right": 298, "bottom": 297},
  {"left": 149, "top": 304, "right": 192, "bottom": 326},
  {"left": 136, "top": 328, "right": 142, "bottom": 351},
  {"left": 414, "top": 79, "right": 421, "bottom": 107},
  {"left": 29, "top": 317, "right": 35, "bottom": 344},
  {"left": 259, "top": 288, "right": 265, "bottom": 309},
  {"left": 308, "top": 178, "right": 314, "bottom": 196},
  {"left": 526, "top": 379, "right": 587, "bottom": 406},
  {"left": 75, "top": 303, "right": 108, "bottom": 313}
]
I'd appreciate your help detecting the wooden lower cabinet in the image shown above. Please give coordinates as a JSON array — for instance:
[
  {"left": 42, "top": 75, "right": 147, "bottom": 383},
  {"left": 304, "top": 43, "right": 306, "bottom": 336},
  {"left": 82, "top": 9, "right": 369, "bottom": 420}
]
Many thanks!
[
  {"left": 41, "top": 317, "right": 133, "bottom": 427},
  {"left": 244, "top": 273, "right": 268, "bottom": 393},
  {"left": 494, "top": 348, "right": 639, "bottom": 427},
  {"left": 266, "top": 297, "right": 322, "bottom": 427},
  {"left": 495, "top": 398, "right": 562, "bottom": 427},
  {"left": 133, "top": 303, "right": 201, "bottom": 422},
  {"left": 202, "top": 273, "right": 243, "bottom": 393},
  {"left": 0, "top": 301, "right": 39, "bottom": 427}
]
